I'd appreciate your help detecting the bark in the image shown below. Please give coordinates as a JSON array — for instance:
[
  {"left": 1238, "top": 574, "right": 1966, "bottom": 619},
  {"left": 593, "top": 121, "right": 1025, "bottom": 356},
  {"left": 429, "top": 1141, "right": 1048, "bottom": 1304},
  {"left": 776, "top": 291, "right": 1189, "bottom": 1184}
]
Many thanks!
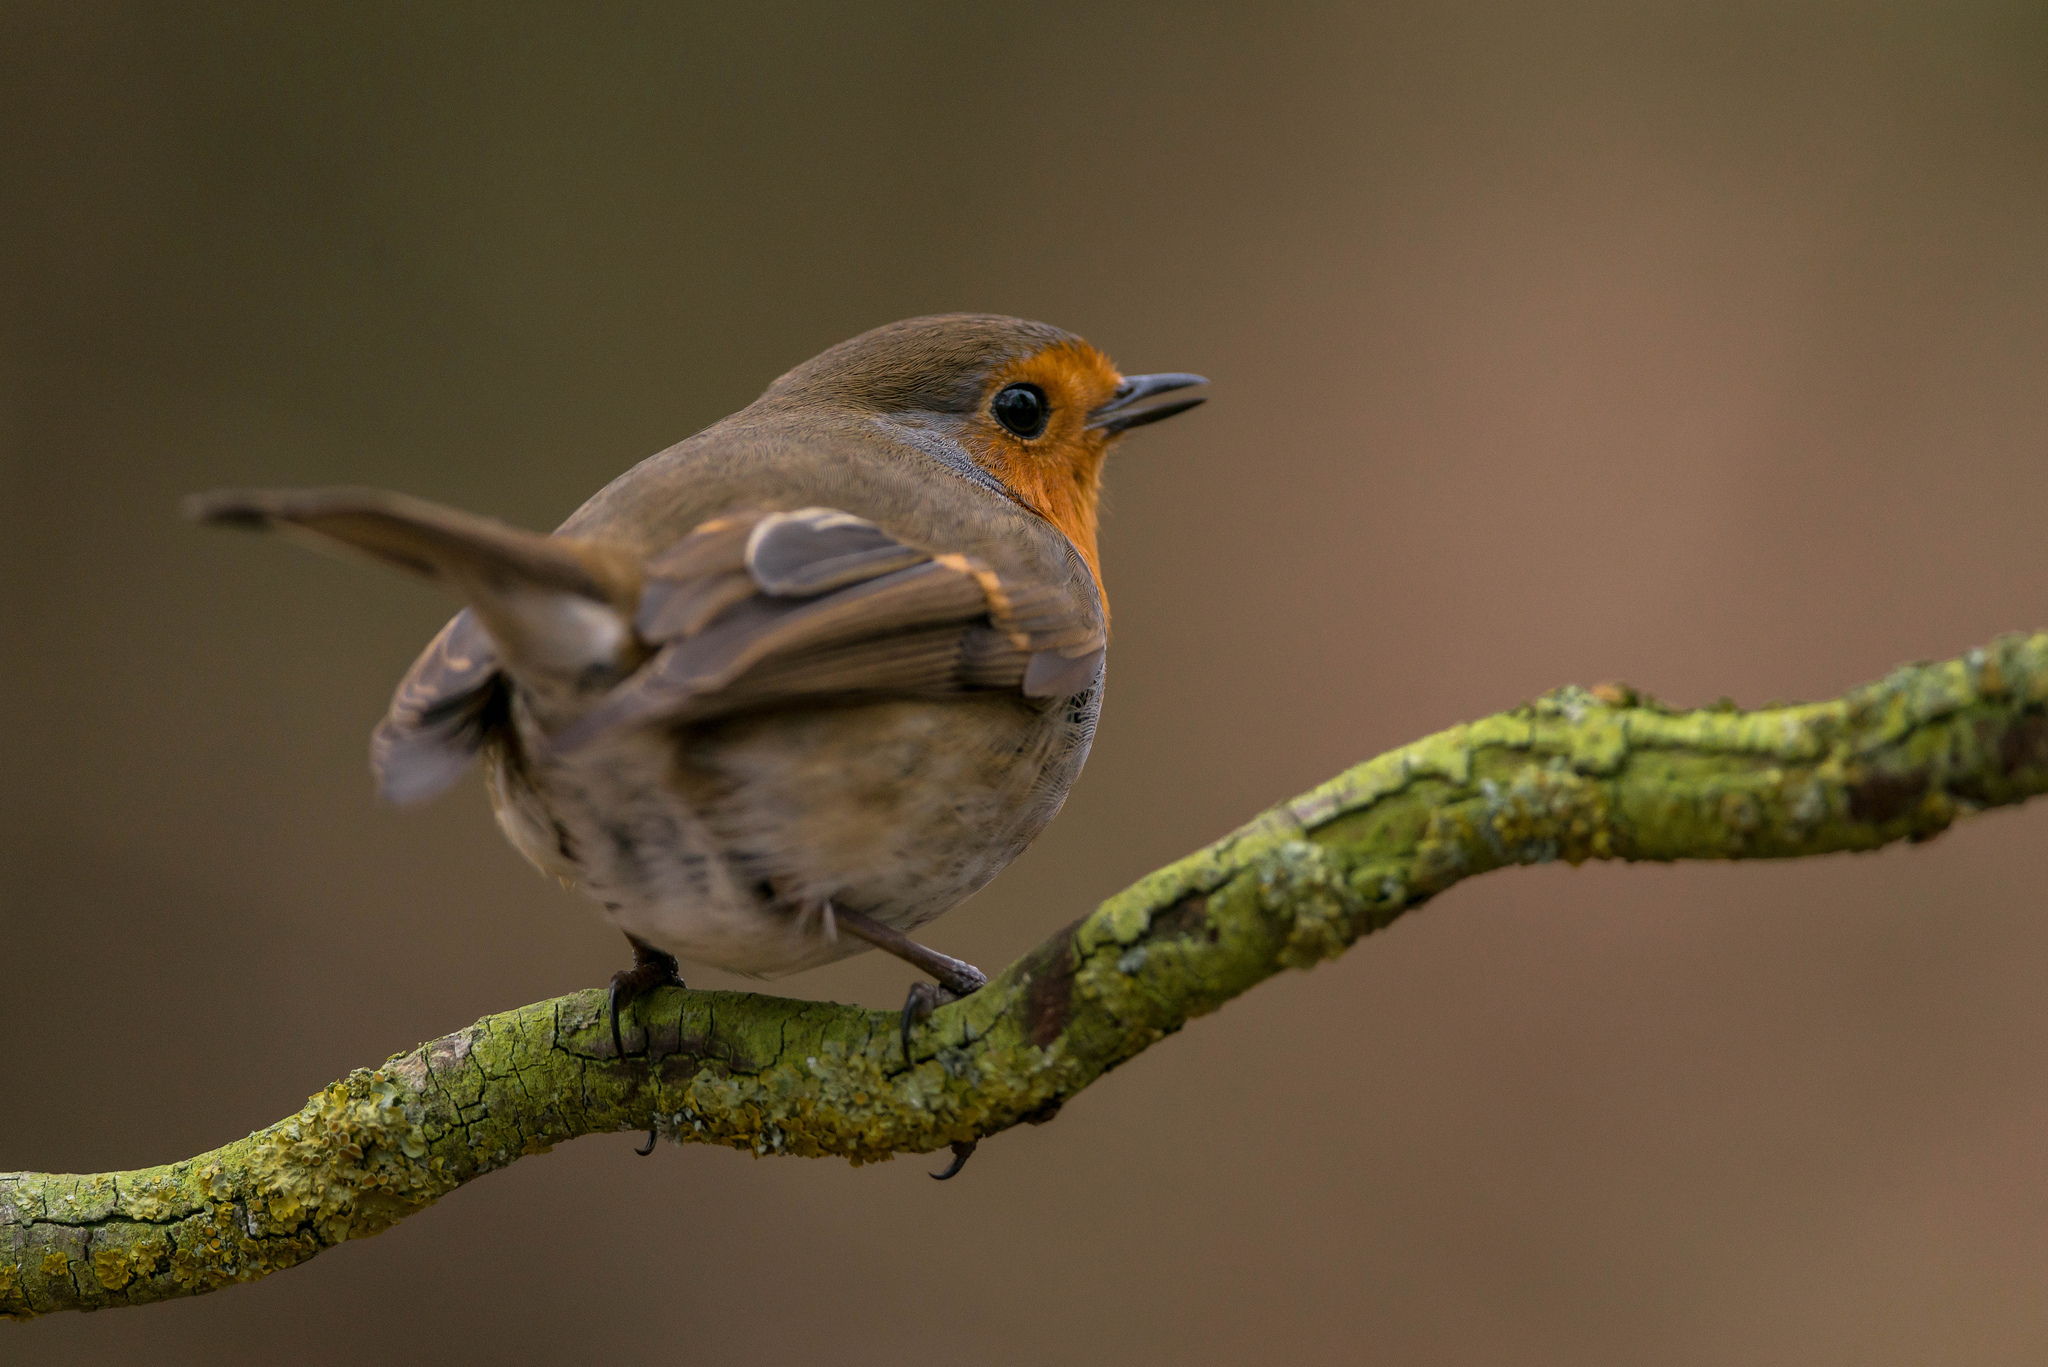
[{"left": 7, "top": 631, "right": 2048, "bottom": 1320}]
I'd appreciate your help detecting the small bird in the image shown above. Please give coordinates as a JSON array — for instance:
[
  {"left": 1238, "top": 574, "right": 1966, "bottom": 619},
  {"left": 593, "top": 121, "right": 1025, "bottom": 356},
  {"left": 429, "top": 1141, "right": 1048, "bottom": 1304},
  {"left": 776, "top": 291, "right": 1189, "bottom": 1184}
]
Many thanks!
[{"left": 189, "top": 314, "right": 1204, "bottom": 1172}]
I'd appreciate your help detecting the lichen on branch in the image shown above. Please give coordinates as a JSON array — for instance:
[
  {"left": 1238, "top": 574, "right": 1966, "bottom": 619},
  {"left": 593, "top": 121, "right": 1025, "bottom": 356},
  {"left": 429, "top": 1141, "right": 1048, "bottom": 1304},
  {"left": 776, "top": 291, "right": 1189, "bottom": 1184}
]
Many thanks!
[{"left": 7, "top": 631, "right": 2048, "bottom": 1321}]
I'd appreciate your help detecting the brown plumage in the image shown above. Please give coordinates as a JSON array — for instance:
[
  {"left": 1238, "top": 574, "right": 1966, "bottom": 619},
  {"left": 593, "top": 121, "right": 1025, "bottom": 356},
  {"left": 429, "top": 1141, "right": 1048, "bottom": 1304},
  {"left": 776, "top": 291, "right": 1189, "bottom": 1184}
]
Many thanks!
[{"left": 187, "top": 315, "right": 1205, "bottom": 1116}]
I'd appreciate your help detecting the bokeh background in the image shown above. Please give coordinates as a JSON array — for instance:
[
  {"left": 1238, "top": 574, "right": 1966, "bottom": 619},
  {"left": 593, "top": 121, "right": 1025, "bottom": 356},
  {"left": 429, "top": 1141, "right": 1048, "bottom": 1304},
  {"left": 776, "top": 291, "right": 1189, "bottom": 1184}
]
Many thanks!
[{"left": 5, "top": 4, "right": 2047, "bottom": 1363}]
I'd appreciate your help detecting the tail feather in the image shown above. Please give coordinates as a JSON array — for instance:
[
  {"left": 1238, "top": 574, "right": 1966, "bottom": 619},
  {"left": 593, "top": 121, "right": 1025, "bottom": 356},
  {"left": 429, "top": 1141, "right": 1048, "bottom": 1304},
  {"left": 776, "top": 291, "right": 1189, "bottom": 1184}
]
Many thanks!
[{"left": 187, "top": 486, "right": 643, "bottom": 685}]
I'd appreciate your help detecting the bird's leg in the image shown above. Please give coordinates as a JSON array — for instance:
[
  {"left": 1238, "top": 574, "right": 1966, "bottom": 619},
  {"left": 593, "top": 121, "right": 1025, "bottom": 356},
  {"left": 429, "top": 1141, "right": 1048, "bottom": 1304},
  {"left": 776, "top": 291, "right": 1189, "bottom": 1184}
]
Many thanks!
[
  {"left": 830, "top": 906, "right": 987, "bottom": 995},
  {"left": 828, "top": 905, "right": 988, "bottom": 1065}
]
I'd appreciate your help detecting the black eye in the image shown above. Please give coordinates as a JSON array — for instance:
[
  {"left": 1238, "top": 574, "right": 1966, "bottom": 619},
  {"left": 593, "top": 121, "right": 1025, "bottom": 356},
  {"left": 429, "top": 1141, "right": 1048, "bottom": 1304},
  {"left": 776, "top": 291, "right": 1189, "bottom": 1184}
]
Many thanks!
[{"left": 990, "top": 383, "right": 1050, "bottom": 440}]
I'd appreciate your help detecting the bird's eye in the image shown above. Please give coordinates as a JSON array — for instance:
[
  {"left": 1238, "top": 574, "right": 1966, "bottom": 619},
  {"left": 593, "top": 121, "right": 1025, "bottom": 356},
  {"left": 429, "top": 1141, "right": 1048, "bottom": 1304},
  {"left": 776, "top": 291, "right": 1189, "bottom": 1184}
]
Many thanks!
[{"left": 990, "top": 383, "right": 1050, "bottom": 440}]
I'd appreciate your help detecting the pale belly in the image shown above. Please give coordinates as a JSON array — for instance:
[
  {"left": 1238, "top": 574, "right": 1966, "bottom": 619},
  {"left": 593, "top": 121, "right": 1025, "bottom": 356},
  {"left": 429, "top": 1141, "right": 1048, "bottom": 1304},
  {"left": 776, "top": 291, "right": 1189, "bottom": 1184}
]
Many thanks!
[{"left": 485, "top": 691, "right": 1095, "bottom": 977}]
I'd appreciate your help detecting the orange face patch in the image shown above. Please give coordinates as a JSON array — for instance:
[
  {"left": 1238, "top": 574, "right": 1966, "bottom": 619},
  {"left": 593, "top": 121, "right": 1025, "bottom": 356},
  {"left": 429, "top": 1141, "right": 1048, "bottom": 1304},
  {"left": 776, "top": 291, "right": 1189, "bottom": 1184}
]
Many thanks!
[{"left": 957, "top": 341, "right": 1125, "bottom": 613}]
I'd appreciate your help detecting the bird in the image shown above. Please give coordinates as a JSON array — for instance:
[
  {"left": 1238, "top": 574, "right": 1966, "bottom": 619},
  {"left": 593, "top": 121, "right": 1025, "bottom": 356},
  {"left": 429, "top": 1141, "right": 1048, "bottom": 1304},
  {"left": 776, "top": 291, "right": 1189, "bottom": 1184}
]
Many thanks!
[{"left": 188, "top": 314, "right": 1205, "bottom": 1175}]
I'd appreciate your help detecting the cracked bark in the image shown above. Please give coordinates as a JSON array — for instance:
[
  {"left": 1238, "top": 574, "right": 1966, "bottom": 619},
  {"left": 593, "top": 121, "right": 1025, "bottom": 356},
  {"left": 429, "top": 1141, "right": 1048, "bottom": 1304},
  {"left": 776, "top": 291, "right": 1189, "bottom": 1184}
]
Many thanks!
[{"left": 7, "top": 630, "right": 2048, "bottom": 1320}]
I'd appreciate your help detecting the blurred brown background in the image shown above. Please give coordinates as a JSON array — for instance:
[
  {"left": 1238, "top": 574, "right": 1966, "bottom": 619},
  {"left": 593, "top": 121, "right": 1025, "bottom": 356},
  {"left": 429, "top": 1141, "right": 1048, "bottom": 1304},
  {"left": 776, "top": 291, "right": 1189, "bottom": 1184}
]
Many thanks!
[{"left": 4, "top": 4, "right": 2047, "bottom": 1363}]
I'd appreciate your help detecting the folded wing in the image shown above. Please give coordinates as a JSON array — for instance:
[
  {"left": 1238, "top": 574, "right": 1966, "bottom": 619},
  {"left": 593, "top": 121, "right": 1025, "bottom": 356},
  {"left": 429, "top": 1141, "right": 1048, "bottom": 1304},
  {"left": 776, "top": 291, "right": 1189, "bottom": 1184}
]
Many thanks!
[{"left": 375, "top": 505, "right": 1105, "bottom": 798}]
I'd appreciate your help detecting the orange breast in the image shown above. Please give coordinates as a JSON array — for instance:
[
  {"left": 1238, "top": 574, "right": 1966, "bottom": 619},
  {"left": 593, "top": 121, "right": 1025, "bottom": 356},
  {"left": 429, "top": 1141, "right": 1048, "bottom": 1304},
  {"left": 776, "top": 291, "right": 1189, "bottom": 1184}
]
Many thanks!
[{"left": 957, "top": 341, "right": 1122, "bottom": 618}]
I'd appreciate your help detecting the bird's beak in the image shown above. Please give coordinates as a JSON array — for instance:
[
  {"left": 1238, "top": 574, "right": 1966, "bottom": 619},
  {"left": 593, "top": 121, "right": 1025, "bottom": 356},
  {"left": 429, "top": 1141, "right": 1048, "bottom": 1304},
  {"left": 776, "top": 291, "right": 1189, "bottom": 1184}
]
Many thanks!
[{"left": 1086, "top": 373, "right": 1208, "bottom": 435}]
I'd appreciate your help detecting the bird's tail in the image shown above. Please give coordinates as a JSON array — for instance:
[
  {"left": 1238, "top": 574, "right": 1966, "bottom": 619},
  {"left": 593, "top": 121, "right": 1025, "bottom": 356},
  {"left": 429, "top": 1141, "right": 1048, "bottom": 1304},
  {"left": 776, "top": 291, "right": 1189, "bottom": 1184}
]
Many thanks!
[{"left": 185, "top": 486, "right": 643, "bottom": 685}]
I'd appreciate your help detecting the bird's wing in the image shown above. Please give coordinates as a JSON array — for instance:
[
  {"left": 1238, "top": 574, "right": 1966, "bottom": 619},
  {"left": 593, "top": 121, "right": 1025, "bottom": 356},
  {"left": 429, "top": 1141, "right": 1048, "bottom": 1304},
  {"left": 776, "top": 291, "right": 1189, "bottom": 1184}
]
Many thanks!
[
  {"left": 371, "top": 609, "right": 506, "bottom": 803},
  {"left": 366, "top": 505, "right": 1103, "bottom": 796},
  {"left": 547, "top": 506, "right": 1104, "bottom": 754}
]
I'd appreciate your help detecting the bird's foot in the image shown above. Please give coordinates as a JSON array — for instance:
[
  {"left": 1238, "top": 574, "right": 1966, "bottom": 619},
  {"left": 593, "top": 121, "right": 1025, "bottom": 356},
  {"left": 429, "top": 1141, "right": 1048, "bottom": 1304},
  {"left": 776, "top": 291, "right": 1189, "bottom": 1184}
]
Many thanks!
[
  {"left": 609, "top": 935, "right": 685, "bottom": 1158},
  {"left": 899, "top": 980, "right": 957, "bottom": 1065},
  {"left": 810, "top": 905, "right": 987, "bottom": 1177},
  {"left": 823, "top": 904, "right": 987, "bottom": 1061},
  {"left": 609, "top": 933, "right": 686, "bottom": 1061},
  {"left": 895, "top": 951, "right": 989, "bottom": 1062}
]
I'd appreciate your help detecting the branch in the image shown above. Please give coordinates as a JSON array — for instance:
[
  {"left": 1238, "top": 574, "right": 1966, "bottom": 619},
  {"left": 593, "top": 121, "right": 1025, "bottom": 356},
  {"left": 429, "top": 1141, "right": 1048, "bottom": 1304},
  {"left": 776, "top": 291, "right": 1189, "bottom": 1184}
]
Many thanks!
[{"left": 8, "top": 632, "right": 2048, "bottom": 1320}]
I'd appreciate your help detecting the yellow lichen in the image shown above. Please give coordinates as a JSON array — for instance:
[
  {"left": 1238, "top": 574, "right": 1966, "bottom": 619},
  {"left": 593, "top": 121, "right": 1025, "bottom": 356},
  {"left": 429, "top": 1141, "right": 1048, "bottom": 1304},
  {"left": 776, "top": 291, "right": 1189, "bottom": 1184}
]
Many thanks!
[{"left": 90, "top": 1246, "right": 133, "bottom": 1291}]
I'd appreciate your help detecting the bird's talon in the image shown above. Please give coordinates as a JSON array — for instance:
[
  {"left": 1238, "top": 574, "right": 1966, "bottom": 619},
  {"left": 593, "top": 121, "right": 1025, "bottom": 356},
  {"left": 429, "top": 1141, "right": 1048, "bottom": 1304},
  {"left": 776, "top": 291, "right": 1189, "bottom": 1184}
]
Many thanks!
[
  {"left": 899, "top": 980, "right": 956, "bottom": 1063},
  {"left": 930, "top": 1140, "right": 977, "bottom": 1181},
  {"left": 607, "top": 977, "right": 629, "bottom": 1060},
  {"left": 634, "top": 1127, "right": 658, "bottom": 1156},
  {"left": 608, "top": 936, "right": 686, "bottom": 1058}
]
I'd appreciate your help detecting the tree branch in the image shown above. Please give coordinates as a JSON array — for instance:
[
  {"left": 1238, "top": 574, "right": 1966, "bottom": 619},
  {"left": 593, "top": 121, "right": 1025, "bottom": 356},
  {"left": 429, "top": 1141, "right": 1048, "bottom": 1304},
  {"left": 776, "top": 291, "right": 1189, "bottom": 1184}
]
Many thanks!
[{"left": 8, "top": 632, "right": 2048, "bottom": 1320}]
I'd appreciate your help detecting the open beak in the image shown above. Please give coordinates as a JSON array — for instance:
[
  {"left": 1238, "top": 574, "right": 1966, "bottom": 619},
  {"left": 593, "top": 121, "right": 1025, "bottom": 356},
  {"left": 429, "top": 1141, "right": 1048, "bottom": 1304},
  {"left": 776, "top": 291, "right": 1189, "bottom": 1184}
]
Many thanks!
[{"left": 1086, "top": 372, "right": 1208, "bottom": 435}]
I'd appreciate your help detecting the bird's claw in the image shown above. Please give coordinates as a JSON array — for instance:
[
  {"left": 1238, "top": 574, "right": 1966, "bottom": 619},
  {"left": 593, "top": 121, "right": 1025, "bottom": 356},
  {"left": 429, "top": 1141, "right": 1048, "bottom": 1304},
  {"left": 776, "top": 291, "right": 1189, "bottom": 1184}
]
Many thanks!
[
  {"left": 899, "top": 980, "right": 956, "bottom": 1063},
  {"left": 608, "top": 947, "right": 686, "bottom": 1060},
  {"left": 930, "top": 1140, "right": 977, "bottom": 1181},
  {"left": 613, "top": 938, "right": 683, "bottom": 1158}
]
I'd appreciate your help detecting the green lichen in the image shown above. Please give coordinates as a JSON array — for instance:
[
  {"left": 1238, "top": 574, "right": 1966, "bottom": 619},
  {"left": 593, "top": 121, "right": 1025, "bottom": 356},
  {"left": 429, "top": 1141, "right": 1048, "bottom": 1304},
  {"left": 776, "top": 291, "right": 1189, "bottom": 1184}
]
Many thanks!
[
  {"left": 7, "top": 630, "right": 2048, "bottom": 1320},
  {"left": 1258, "top": 840, "right": 1356, "bottom": 968}
]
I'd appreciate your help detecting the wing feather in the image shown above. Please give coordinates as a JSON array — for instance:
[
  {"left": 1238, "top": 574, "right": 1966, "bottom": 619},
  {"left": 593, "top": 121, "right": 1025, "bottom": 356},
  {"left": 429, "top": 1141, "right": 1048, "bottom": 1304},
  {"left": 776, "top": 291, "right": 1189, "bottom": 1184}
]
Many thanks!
[
  {"left": 370, "top": 609, "right": 505, "bottom": 803},
  {"left": 379, "top": 503, "right": 1104, "bottom": 772}
]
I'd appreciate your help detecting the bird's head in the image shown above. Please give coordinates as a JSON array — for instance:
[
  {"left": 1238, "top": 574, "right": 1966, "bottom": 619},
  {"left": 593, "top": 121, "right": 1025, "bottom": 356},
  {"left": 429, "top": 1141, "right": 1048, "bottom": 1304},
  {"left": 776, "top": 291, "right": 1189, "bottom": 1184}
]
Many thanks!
[{"left": 757, "top": 314, "right": 1206, "bottom": 598}]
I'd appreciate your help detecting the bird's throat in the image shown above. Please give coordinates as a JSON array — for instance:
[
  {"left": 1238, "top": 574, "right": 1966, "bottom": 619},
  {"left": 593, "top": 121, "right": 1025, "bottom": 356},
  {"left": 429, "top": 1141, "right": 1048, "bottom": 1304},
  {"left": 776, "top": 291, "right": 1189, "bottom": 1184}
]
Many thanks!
[{"left": 975, "top": 449, "right": 1107, "bottom": 617}]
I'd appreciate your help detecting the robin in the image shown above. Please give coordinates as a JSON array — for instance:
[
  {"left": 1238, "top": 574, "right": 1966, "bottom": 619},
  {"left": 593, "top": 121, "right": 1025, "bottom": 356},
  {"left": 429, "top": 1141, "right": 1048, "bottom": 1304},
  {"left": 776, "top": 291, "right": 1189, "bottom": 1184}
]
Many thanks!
[{"left": 189, "top": 314, "right": 1204, "bottom": 1173}]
